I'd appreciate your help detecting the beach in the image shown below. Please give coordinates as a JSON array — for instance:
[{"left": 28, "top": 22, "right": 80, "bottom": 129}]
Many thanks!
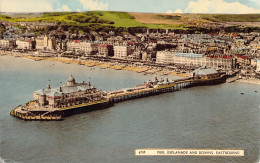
[
  {"left": 2, "top": 50, "right": 260, "bottom": 84},
  {"left": 0, "top": 50, "right": 190, "bottom": 78},
  {"left": 237, "top": 78, "right": 260, "bottom": 85}
]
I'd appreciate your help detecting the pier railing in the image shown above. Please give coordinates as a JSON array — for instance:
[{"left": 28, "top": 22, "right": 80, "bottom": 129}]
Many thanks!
[
  {"left": 106, "top": 76, "right": 225, "bottom": 103},
  {"left": 59, "top": 99, "right": 109, "bottom": 111},
  {"left": 107, "top": 78, "right": 195, "bottom": 103}
]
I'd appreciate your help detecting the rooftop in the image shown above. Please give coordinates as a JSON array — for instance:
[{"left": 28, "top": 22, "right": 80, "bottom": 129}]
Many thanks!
[
  {"left": 34, "top": 75, "right": 94, "bottom": 98},
  {"left": 34, "top": 83, "right": 93, "bottom": 98},
  {"left": 193, "top": 67, "right": 218, "bottom": 76},
  {"left": 174, "top": 52, "right": 204, "bottom": 58}
]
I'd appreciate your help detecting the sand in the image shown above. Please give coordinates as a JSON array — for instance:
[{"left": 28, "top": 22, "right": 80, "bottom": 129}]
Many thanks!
[
  {"left": 237, "top": 78, "right": 260, "bottom": 85},
  {"left": 1, "top": 50, "right": 189, "bottom": 78}
]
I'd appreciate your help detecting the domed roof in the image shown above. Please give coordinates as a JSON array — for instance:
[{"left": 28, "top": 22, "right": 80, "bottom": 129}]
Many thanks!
[{"left": 67, "top": 74, "right": 75, "bottom": 82}]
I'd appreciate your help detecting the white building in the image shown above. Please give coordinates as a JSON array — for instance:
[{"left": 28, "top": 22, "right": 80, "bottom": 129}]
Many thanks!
[
  {"left": 114, "top": 45, "right": 131, "bottom": 59},
  {"left": 156, "top": 51, "right": 233, "bottom": 70},
  {"left": 80, "top": 42, "right": 98, "bottom": 55},
  {"left": 35, "top": 37, "right": 45, "bottom": 50},
  {"left": 67, "top": 40, "right": 81, "bottom": 52},
  {"left": 16, "top": 40, "right": 34, "bottom": 49},
  {"left": 156, "top": 51, "right": 175, "bottom": 64},
  {"left": 43, "top": 35, "right": 56, "bottom": 50},
  {"left": 98, "top": 44, "right": 114, "bottom": 57},
  {"left": 0, "top": 39, "right": 10, "bottom": 48},
  {"left": 256, "top": 59, "right": 260, "bottom": 72}
]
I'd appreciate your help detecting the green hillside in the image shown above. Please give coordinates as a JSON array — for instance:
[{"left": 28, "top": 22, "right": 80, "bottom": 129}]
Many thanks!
[
  {"left": 0, "top": 11, "right": 187, "bottom": 29},
  {"left": 1, "top": 11, "right": 260, "bottom": 32},
  {"left": 199, "top": 14, "right": 260, "bottom": 22}
]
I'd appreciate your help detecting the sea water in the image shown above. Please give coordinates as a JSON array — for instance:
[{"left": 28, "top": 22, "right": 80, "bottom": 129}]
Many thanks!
[{"left": 0, "top": 56, "right": 259, "bottom": 163}]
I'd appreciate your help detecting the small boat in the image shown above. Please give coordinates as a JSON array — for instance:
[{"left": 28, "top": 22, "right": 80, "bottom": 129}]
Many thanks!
[{"left": 240, "top": 93, "right": 244, "bottom": 95}]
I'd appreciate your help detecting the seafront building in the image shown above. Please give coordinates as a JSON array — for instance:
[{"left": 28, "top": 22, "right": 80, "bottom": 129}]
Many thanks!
[
  {"left": 44, "top": 35, "right": 57, "bottom": 50},
  {"left": 33, "top": 74, "right": 104, "bottom": 108},
  {"left": 235, "top": 54, "right": 251, "bottom": 66},
  {"left": 80, "top": 42, "right": 98, "bottom": 55},
  {"left": 66, "top": 41, "right": 99, "bottom": 55},
  {"left": 0, "top": 39, "right": 10, "bottom": 48},
  {"left": 35, "top": 36, "right": 45, "bottom": 50},
  {"left": 67, "top": 40, "right": 81, "bottom": 52},
  {"left": 192, "top": 67, "right": 220, "bottom": 79},
  {"left": 256, "top": 59, "right": 260, "bottom": 72},
  {"left": 16, "top": 39, "right": 35, "bottom": 49},
  {"left": 98, "top": 44, "right": 114, "bottom": 57},
  {"left": 56, "top": 40, "right": 67, "bottom": 51},
  {"left": 156, "top": 51, "right": 234, "bottom": 70},
  {"left": 113, "top": 45, "right": 132, "bottom": 59},
  {"left": 0, "top": 39, "right": 16, "bottom": 49},
  {"left": 127, "top": 50, "right": 142, "bottom": 60},
  {"left": 0, "top": 27, "right": 260, "bottom": 78}
]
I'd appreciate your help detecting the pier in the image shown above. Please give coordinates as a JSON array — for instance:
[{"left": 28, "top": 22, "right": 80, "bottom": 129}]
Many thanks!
[
  {"left": 10, "top": 106, "right": 62, "bottom": 121},
  {"left": 10, "top": 68, "right": 227, "bottom": 121},
  {"left": 107, "top": 78, "right": 191, "bottom": 103},
  {"left": 106, "top": 74, "right": 225, "bottom": 103}
]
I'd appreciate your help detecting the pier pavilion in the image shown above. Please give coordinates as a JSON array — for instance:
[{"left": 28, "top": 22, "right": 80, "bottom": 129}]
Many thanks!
[{"left": 33, "top": 74, "right": 104, "bottom": 108}]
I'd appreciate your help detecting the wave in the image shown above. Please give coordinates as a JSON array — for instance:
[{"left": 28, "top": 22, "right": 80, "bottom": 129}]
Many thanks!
[
  {"left": 0, "top": 157, "right": 6, "bottom": 163},
  {"left": 0, "top": 157, "right": 20, "bottom": 163}
]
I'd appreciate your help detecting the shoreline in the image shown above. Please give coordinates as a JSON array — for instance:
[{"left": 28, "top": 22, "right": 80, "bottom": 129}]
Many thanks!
[
  {"left": 236, "top": 78, "right": 260, "bottom": 85},
  {"left": 0, "top": 51, "right": 189, "bottom": 78},
  {"left": 2, "top": 50, "right": 260, "bottom": 85}
]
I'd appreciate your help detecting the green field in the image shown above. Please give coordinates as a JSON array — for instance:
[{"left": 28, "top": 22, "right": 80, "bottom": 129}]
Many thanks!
[
  {"left": 0, "top": 11, "right": 188, "bottom": 29},
  {"left": 1, "top": 11, "right": 260, "bottom": 31},
  {"left": 199, "top": 14, "right": 260, "bottom": 22}
]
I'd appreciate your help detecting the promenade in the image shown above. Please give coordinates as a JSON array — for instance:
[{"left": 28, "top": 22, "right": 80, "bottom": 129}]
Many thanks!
[{"left": 0, "top": 50, "right": 189, "bottom": 77}]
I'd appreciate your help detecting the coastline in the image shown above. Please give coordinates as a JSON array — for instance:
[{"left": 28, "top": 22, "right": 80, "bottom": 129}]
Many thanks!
[
  {"left": 237, "top": 78, "right": 260, "bottom": 85},
  {"left": 0, "top": 50, "right": 189, "bottom": 78},
  {"left": 3, "top": 50, "right": 260, "bottom": 84}
]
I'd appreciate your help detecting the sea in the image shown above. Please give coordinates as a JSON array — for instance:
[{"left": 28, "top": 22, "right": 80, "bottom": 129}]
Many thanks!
[{"left": 0, "top": 55, "right": 259, "bottom": 163}]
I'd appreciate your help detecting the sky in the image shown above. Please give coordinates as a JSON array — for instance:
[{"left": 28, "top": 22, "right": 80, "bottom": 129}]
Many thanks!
[{"left": 0, "top": 0, "right": 260, "bottom": 14}]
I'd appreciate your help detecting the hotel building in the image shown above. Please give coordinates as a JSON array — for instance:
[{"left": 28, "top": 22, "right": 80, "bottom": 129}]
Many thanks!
[
  {"left": 156, "top": 51, "right": 234, "bottom": 70},
  {"left": 114, "top": 45, "right": 131, "bottom": 59}
]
